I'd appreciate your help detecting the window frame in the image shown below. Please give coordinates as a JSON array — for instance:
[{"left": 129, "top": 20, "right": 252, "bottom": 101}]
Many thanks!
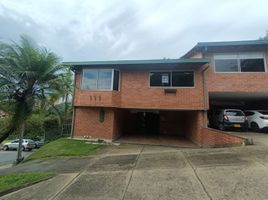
[
  {"left": 213, "top": 52, "right": 267, "bottom": 73},
  {"left": 149, "top": 70, "right": 195, "bottom": 88},
  {"left": 81, "top": 68, "right": 120, "bottom": 91}
]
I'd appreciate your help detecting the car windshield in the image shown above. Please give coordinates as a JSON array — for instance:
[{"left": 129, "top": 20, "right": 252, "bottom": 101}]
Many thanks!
[
  {"left": 226, "top": 110, "right": 244, "bottom": 116},
  {"left": 258, "top": 111, "right": 268, "bottom": 115}
]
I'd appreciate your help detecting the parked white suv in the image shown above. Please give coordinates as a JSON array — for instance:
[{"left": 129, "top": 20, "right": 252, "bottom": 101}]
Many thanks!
[
  {"left": 244, "top": 110, "right": 268, "bottom": 132},
  {"left": 2, "top": 139, "right": 35, "bottom": 151}
]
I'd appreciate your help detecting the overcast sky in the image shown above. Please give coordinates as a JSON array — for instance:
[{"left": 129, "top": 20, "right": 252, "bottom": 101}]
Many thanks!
[{"left": 0, "top": 0, "right": 267, "bottom": 61}]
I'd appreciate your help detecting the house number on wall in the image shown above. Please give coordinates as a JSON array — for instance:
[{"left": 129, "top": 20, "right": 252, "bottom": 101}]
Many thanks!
[{"left": 90, "top": 95, "right": 101, "bottom": 101}]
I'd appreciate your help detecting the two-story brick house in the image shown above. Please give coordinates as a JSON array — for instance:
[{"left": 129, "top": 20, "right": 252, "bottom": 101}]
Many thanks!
[{"left": 66, "top": 40, "right": 268, "bottom": 147}]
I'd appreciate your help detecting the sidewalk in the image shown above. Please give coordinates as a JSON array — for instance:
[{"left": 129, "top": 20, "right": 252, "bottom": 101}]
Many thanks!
[{"left": 1, "top": 143, "right": 268, "bottom": 200}]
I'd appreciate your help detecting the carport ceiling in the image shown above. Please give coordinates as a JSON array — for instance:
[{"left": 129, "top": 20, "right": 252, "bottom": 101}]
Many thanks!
[
  {"left": 209, "top": 92, "right": 268, "bottom": 109},
  {"left": 209, "top": 92, "right": 268, "bottom": 100}
]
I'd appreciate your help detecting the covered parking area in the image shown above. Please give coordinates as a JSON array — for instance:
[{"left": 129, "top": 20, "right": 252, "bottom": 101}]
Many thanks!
[
  {"left": 116, "top": 109, "right": 198, "bottom": 147},
  {"left": 209, "top": 92, "right": 268, "bottom": 110},
  {"left": 208, "top": 92, "right": 268, "bottom": 131}
]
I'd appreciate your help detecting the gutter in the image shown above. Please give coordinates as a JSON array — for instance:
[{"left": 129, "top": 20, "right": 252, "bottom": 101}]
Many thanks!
[
  {"left": 201, "top": 63, "right": 210, "bottom": 127},
  {"left": 70, "top": 69, "right": 77, "bottom": 138}
]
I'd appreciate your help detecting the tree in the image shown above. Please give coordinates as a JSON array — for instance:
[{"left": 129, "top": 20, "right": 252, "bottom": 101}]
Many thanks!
[
  {"left": 259, "top": 30, "right": 268, "bottom": 40},
  {"left": 0, "top": 35, "right": 66, "bottom": 163}
]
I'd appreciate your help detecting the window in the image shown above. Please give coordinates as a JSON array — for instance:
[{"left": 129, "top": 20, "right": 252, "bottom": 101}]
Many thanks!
[
  {"left": 214, "top": 53, "right": 265, "bottom": 73},
  {"left": 113, "top": 70, "right": 120, "bottom": 90},
  {"left": 172, "top": 71, "right": 194, "bottom": 87},
  {"left": 99, "top": 110, "right": 105, "bottom": 123},
  {"left": 81, "top": 69, "right": 120, "bottom": 91},
  {"left": 150, "top": 71, "right": 194, "bottom": 87},
  {"left": 150, "top": 72, "right": 171, "bottom": 87},
  {"left": 225, "top": 110, "right": 244, "bottom": 116},
  {"left": 215, "top": 59, "right": 238, "bottom": 72},
  {"left": 240, "top": 59, "right": 265, "bottom": 72},
  {"left": 244, "top": 111, "right": 255, "bottom": 116}
]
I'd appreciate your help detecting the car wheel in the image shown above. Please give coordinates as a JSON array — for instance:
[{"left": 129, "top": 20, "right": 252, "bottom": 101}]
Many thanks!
[
  {"left": 251, "top": 122, "right": 260, "bottom": 132},
  {"left": 28, "top": 148, "right": 32, "bottom": 151},
  {"left": 3, "top": 145, "right": 9, "bottom": 151},
  {"left": 218, "top": 123, "right": 226, "bottom": 131},
  {"left": 22, "top": 146, "right": 25, "bottom": 151}
]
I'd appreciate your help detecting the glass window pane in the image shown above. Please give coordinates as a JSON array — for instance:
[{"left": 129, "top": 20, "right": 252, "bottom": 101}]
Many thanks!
[
  {"left": 82, "top": 69, "right": 98, "bottom": 90},
  {"left": 240, "top": 59, "right": 265, "bottom": 72},
  {"left": 215, "top": 59, "right": 239, "bottom": 72},
  {"left": 172, "top": 71, "right": 194, "bottom": 87},
  {"left": 225, "top": 110, "right": 244, "bottom": 116},
  {"left": 150, "top": 72, "right": 171, "bottom": 87},
  {"left": 113, "top": 70, "right": 119, "bottom": 91},
  {"left": 98, "top": 70, "right": 112, "bottom": 90}
]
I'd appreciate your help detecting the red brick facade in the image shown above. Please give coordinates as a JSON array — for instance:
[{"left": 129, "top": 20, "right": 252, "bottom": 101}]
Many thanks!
[{"left": 71, "top": 43, "right": 268, "bottom": 147}]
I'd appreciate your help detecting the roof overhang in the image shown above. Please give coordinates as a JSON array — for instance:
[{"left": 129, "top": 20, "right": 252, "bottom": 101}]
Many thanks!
[
  {"left": 64, "top": 58, "right": 209, "bottom": 71},
  {"left": 182, "top": 40, "right": 268, "bottom": 58}
]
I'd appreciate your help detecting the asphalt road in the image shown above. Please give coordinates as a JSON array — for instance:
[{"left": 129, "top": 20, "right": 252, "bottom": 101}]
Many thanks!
[{"left": 0, "top": 150, "right": 34, "bottom": 165}]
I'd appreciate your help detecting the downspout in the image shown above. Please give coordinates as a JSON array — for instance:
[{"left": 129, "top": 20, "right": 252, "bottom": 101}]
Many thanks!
[
  {"left": 70, "top": 68, "right": 77, "bottom": 138},
  {"left": 201, "top": 64, "right": 209, "bottom": 127}
]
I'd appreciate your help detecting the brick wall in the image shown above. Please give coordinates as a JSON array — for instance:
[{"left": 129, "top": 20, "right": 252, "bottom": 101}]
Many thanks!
[
  {"left": 200, "top": 128, "right": 245, "bottom": 147},
  {"left": 181, "top": 111, "right": 245, "bottom": 147},
  {"left": 74, "top": 68, "right": 205, "bottom": 110},
  {"left": 73, "top": 107, "right": 115, "bottom": 140},
  {"left": 204, "top": 52, "right": 268, "bottom": 93}
]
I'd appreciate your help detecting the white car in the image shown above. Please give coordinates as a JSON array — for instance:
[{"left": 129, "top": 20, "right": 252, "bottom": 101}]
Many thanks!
[
  {"left": 244, "top": 110, "right": 268, "bottom": 132},
  {"left": 2, "top": 139, "right": 35, "bottom": 151}
]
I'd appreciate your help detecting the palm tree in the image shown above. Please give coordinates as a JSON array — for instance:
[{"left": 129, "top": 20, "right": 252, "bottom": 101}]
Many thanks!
[{"left": 0, "top": 35, "right": 66, "bottom": 163}]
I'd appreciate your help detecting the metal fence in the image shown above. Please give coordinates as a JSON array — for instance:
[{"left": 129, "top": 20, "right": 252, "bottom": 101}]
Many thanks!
[{"left": 44, "top": 122, "right": 72, "bottom": 142}]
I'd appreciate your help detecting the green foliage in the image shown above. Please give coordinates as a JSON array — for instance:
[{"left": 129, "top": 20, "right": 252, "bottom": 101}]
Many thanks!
[
  {"left": 0, "top": 35, "right": 71, "bottom": 143},
  {"left": 25, "top": 114, "right": 45, "bottom": 138},
  {"left": 0, "top": 172, "right": 55, "bottom": 193},
  {"left": 25, "top": 138, "right": 101, "bottom": 162},
  {"left": 259, "top": 30, "right": 268, "bottom": 40},
  {"left": 0, "top": 118, "right": 8, "bottom": 131},
  {"left": 43, "top": 115, "right": 60, "bottom": 130}
]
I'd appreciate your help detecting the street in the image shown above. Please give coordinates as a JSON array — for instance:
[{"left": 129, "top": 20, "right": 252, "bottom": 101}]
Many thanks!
[{"left": 0, "top": 150, "right": 34, "bottom": 166}]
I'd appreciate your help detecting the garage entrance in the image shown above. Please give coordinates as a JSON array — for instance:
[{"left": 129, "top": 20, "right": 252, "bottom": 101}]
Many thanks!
[
  {"left": 116, "top": 109, "right": 197, "bottom": 147},
  {"left": 208, "top": 92, "right": 268, "bottom": 131},
  {"left": 209, "top": 92, "right": 268, "bottom": 110}
]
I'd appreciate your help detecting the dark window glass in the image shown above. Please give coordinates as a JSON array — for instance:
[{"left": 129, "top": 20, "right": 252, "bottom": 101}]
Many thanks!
[
  {"left": 215, "top": 59, "right": 238, "bottom": 72},
  {"left": 172, "top": 71, "right": 194, "bottom": 87},
  {"left": 258, "top": 111, "right": 268, "bottom": 115},
  {"left": 225, "top": 110, "right": 244, "bottom": 116},
  {"left": 99, "top": 110, "right": 105, "bottom": 123},
  {"left": 244, "top": 111, "right": 254, "bottom": 116},
  {"left": 240, "top": 59, "right": 265, "bottom": 72},
  {"left": 113, "top": 70, "right": 119, "bottom": 90},
  {"left": 150, "top": 72, "right": 171, "bottom": 87}
]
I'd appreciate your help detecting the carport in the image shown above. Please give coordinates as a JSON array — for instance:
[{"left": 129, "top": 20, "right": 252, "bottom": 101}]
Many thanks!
[
  {"left": 116, "top": 109, "right": 197, "bottom": 147},
  {"left": 209, "top": 92, "right": 268, "bottom": 110}
]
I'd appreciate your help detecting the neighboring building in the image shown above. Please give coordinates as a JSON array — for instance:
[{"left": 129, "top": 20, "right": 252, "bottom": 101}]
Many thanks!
[{"left": 66, "top": 40, "right": 268, "bottom": 147}]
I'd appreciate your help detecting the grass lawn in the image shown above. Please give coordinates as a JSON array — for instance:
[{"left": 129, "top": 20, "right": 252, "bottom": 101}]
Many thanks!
[
  {"left": 24, "top": 138, "right": 101, "bottom": 162},
  {"left": 0, "top": 172, "right": 55, "bottom": 193}
]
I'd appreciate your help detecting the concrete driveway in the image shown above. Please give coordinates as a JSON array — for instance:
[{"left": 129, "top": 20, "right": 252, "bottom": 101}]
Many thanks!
[{"left": 1, "top": 134, "right": 268, "bottom": 200}]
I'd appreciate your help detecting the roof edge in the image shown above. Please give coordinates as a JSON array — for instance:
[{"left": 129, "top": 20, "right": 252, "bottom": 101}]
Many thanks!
[
  {"left": 63, "top": 58, "right": 209, "bottom": 66},
  {"left": 181, "top": 39, "right": 268, "bottom": 58}
]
